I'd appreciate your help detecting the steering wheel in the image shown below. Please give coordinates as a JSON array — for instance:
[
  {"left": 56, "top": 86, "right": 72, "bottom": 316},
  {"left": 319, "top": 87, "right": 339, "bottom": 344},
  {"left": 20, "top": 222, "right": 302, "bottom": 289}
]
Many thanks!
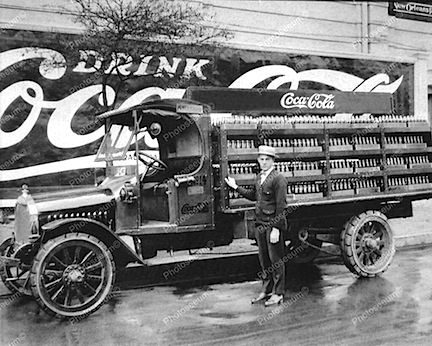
[{"left": 138, "top": 151, "right": 168, "bottom": 172}]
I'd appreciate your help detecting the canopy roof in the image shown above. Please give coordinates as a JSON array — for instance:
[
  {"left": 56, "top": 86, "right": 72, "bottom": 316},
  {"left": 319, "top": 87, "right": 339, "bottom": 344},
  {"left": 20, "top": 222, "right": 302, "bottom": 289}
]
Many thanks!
[{"left": 97, "top": 98, "right": 208, "bottom": 126}]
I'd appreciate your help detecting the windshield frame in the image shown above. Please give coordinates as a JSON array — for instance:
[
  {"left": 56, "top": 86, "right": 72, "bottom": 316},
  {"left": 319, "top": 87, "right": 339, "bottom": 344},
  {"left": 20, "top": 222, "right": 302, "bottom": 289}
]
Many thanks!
[{"left": 95, "top": 124, "right": 135, "bottom": 162}]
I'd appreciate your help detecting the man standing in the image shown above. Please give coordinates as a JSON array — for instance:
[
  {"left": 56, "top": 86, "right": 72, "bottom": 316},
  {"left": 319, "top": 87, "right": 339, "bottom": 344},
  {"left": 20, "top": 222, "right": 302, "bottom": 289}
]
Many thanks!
[{"left": 225, "top": 145, "right": 287, "bottom": 306}]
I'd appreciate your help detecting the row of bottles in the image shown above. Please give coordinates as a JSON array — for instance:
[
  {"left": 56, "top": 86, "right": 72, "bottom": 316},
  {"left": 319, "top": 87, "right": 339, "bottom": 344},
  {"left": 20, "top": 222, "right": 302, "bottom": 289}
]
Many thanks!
[
  {"left": 407, "top": 155, "right": 429, "bottom": 164},
  {"left": 355, "top": 136, "right": 379, "bottom": 145},
  {"left": 228, "top": 163, "right": 256, "bottom": 175},
  {"left": 389, "top": 176, "right": 430, "bottom": 186},
  {"left": 373, "top": 115, "right": 427, "bottom": 123},
  {"left": 356, "top": 178, "right": 380, "bottom": 189},
  {"left": 385, "top": 135, "right": 424, "bottom": 144},
  {"left": 288, "top": 182, "right": 321, "bottom": 194},
  {"left": 227, "top": 139, "right": 255, "bottom": 149},
  {"left": 228, "top": 161, "right": 322, "bottom": 174},
  {"left": 386, "top": 157, "right": 405, "bottom": 166},
  {"left": 331, "top": 179, "right": 353, "bottom": 191},
  {"left": 228, "top": 176, "right": 431, "bottom": 200},
  {"left": 292, "top": 161, "right": 320, "bottom": 171},
  {"left": 212, "top": 114, "right": 428, "bottom": 126},
  {"left": 329, "top": 159, "right": 353, "bottom": 169},
  {"left": 228, "top": 155, "right": 430, "bottom": 175},
  {"left": 274, "top": 162, "right": 290, "bottom": 173},
  {"left": 227, "top": 136, "right": 426, "bottom": 151},
  {"left": 355, "top": 158, "right": 380, "bottom": 168},
  {"left": 263, "top": 138, "right": 320, "bottom": 147},
  {"left": 329, "top": 137, "right": 351, "bottom": 146},
  {"left": 262, "top": 138, "right": 290, "bottom": 147},
  {"left": 228, "top": 138, "right": 321, "bottom": 149}
]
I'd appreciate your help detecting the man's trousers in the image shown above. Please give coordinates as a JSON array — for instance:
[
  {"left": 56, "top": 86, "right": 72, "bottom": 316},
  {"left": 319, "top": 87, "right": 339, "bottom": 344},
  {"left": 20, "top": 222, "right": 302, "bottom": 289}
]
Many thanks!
[{"left": 255, "top": 223, "right": 285, "bottom": 296}]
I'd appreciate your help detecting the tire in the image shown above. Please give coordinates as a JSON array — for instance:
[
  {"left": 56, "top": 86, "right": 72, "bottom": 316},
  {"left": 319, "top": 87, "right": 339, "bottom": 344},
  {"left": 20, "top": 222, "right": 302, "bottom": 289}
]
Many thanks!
[
  {"left": 0, "top": 239, "right": 33, "bottom": 296},
  {"left": 286, "top": 226, "right": 323, "bottom": 264},
  {"left": 341, "top": 211, "right": 395, "bottom": 277},
  {"left": 30, "top": 233, "right": 115, "bottom": 319}
]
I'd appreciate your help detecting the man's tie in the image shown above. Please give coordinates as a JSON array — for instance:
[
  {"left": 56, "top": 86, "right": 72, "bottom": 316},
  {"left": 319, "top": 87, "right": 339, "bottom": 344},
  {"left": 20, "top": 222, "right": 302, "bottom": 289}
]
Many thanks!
[{"left": 259, "top": 171, "right": 265, "bottom": 185}]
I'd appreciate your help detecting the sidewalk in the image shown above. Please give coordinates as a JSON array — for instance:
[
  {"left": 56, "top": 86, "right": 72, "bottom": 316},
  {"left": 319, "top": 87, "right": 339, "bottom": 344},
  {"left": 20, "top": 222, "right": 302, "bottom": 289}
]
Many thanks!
[{"left": 389, "top": 199, "right": 432, "bottom": 248}]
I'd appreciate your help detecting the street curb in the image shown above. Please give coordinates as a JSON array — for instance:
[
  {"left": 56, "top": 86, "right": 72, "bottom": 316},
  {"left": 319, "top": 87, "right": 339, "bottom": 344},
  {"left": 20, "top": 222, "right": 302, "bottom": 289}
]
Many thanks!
[{"left": 394, "top": 233, "right": 432, "bottom": 249}]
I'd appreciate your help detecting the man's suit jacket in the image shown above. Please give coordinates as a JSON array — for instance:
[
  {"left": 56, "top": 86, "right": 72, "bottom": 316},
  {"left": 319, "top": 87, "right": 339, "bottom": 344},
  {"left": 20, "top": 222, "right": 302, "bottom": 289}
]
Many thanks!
[{"left": 236, "top": 168, "right": 288, "bottom": 231}]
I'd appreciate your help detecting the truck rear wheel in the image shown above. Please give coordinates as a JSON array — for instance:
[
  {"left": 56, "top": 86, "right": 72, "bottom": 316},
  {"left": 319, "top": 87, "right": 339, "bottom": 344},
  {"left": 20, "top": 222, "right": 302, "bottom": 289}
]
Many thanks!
[
  {"left": 30, "top": 233, "right": 115, "bottom": 319},
  {"left": 341, "top": 211, "right": 395, "bottom": 277}
]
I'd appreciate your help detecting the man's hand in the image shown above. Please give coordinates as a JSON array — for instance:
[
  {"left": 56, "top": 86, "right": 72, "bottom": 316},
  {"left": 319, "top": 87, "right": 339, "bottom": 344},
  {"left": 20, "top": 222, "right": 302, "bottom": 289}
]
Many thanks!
[
  {"left": 270, "top": 227, "right": 280, "bottom": 243},
  {"left": 225, "top": 177, "right": 238, "bottom": 190}
]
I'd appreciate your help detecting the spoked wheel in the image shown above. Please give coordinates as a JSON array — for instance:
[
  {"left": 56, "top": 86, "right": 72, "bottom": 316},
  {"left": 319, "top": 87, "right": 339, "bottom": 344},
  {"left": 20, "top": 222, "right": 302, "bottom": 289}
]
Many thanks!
[
  {"left": 286, "top": 227, "right": 323, "bottom": 264},
  {"left": 0, "top": 239, "right": 33, "bottom": 296},
  {"left": 30, "top": 233, "right": 115, "bottom": 319},
  {"left": 341, "top": 211, "right": 395, "bottom": 277}
]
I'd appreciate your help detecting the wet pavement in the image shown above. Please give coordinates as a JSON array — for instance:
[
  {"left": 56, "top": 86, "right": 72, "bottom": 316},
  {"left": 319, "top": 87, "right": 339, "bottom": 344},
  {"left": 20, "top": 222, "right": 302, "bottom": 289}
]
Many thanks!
[{"left": 1, "top": 247, "right": 432, "bottom": 346}]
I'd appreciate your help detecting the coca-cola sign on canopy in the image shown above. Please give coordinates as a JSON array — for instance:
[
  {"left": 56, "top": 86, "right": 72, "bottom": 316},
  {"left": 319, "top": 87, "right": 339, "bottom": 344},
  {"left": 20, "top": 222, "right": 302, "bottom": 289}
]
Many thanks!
[{"left": 280, "top": 92, "right": 335, "bottom": 110}]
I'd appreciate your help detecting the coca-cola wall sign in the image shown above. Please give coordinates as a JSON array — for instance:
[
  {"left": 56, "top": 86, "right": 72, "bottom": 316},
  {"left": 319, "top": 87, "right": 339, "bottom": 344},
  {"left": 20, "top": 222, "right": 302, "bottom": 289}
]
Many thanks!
[{"left": 0, "top": 30, "right": 414, "bottom": 195}]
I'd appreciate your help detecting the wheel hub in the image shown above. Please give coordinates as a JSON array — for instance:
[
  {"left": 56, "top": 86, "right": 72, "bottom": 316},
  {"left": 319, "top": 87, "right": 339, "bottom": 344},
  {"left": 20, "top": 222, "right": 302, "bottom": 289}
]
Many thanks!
[
  {"left": 363, "top": 237, "right": 378, "bottom": 250},
  {"left": 63, "top": 264, "right": 85, "bottom": 284}
]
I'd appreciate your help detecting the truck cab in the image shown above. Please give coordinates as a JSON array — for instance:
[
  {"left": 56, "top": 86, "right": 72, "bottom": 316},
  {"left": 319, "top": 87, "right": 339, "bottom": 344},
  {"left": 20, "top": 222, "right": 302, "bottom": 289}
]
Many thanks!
[{"left": 95, "top": 98, "right": 229, "bottom": 257}]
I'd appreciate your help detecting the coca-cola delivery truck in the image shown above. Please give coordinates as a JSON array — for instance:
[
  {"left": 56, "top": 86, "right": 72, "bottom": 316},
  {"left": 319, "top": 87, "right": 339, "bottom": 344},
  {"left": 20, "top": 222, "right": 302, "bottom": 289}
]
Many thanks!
[{"left": 2, "top": 87, "right": 432, "bottom": 320}]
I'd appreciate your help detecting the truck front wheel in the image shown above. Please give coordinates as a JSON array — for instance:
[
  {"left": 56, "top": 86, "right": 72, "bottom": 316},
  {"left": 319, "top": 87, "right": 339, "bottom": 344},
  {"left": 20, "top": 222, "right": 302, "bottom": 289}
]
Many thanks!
[
  {"left": 341, "top": 211, "right": 395, "bottom": 277},
  {"left": 0, "top": 239, "right": 33, "bottom": 296},
  {"left": 30, "top": 233, "right": 115, "bottom": 319}
]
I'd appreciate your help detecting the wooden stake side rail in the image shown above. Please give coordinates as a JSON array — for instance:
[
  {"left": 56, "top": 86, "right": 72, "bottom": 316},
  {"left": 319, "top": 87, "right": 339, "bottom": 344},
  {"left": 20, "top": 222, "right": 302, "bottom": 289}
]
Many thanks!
[
  {"left": 224, "top": 189, "right": 432, "bottom": 213},
  {"left": 219, "top": 122, "right": 429, "bottom": 136},
  {"left": 216, "top": 122, "right": 432, "bottom": 211}
]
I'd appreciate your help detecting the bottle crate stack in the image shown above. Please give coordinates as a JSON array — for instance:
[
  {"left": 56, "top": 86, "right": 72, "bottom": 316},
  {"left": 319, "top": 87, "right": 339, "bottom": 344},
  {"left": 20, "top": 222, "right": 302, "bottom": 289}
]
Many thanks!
[
  {"left": 329, "top": 159, "right": 354, "bottom": 174},
  {"left": 287, "top": 181, "right": 324, "bottom": 200},
  {"left": 388, "top": 175, "right": 431, "bottom": 192},
  {"left": 354, "top": 158, "right": 380, "bottom": 173},
  {"left": 355, "top": 177, "right": 381, "bottom": 195},
  {"left": 329, "top": 137, "right": 353, "bottom": 151},
  {"left": 216, "top": 115, "right": 432, "bottom": 210},
  {"left": 331, "top": 179, "right": 355, "bottom": 197},
  {"left": 354, "top": 136, "right": 380, "bottom": 150},
  {"left": 386, "top": 156, "right": 407, "bottom": 170},
  {"left": 385, "top": 135, "right": 426, "bottom": 149}
]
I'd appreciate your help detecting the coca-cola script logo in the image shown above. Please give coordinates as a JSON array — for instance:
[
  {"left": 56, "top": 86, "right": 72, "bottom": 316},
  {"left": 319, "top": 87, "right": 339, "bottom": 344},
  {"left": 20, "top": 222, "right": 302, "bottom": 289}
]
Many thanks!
[{"left": 280, "top": 92, "right": 335, "bottom": 110}]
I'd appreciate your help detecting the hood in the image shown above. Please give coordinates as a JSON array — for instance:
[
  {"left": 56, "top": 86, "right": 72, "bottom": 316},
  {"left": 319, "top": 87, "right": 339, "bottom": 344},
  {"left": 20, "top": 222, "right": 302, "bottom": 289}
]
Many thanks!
[{"left": 28, "top": 186, "right": 115, "bottom": 214}]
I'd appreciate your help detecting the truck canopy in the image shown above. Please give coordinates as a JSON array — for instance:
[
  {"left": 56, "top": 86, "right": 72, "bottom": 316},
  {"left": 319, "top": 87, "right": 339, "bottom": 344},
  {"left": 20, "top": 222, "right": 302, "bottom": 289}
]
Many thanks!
[{"left": 97, "top": 99, "right": 209, "bottom": 127}]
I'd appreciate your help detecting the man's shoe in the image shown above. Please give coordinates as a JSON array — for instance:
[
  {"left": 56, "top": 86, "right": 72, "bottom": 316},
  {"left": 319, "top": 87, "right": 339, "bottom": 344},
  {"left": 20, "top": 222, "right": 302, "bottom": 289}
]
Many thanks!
[
  {"left": 264, "top": 294, "right": 283, "bottom": 306},
  {"left": 251, "top": 292, "right": 270, "bottom": 304}
]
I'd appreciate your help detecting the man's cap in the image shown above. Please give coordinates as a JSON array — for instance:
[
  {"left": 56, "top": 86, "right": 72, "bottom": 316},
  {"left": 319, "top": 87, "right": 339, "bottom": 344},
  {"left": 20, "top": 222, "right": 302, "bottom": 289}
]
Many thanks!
[{"left": 258, "top": 145, "right": 277, "bottom": 158}]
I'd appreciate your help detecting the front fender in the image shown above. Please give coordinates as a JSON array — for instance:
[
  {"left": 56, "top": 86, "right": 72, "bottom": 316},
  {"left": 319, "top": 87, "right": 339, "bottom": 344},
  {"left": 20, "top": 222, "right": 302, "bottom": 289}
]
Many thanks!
[{"left": 41, "top": 218, "right": 144, "bottom": 267}]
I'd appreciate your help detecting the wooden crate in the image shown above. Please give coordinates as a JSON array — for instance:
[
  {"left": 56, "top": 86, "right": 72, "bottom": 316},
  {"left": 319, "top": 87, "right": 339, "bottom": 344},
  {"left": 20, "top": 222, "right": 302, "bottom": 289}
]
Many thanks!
[
  {"left": 330, "top": 145, "right": 353, "bottom": 151},
  {"left": 293, "top": 146, "right": 323, "bottom": 153},
  {"left": 293, "top": 169, "right": 323, "bottom": 177},
  {"left": 355, "top": 144, "right": 381, "bottom": 150},
  {"left": 356, "top": 187, "right": 381, "bottom": 195},
  {"left": 330, "top": 168, "right": 353, "bottom": 174},
  {"left": 332, "top": 190, "right": 355, "bottom": 197},
  {"left": 387, "top": 165, "right": 408, "bottom": 171},
  {"left": 355, "top": 167, "right": 381, "bottom": 173},
  {"left": 295, "top": 192, "right": 324, "bottom": 200},
  {"left": 409, "top": 163, "right": 432, "bottom": 169},
  {"left": 407, "top": 183, "right": 432, "bottom": 191}
]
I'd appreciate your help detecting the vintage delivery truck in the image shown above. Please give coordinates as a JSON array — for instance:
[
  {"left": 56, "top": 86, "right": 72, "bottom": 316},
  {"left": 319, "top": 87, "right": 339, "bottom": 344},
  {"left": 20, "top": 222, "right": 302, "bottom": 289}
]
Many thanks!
[{"left": 1, "top": 87, "right": 432, "bottom": 319}]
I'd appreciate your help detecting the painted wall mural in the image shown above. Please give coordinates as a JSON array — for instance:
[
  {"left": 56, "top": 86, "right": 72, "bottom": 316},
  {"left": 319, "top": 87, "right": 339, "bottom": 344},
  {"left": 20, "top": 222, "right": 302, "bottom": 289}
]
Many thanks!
[{"left": 0, "top": 30, "right": 414, "bottom": 198}]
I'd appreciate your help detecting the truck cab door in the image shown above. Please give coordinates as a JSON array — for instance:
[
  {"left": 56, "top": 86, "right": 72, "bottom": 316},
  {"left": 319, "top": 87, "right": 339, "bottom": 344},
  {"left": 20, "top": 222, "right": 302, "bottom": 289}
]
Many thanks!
[{"left": 170, "top": 114, "right": 214, "bottom": 228}]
